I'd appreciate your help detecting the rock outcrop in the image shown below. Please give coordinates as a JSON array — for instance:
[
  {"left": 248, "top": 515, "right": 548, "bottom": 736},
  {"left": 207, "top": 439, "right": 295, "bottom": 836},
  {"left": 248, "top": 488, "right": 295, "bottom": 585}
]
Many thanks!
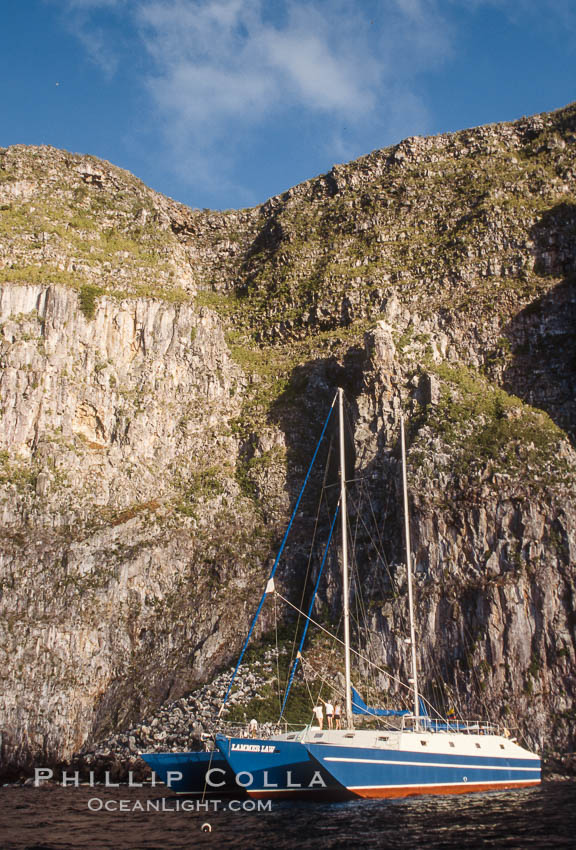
[{"left": 0, "top": 102, "right": 575, "bottom": 776}]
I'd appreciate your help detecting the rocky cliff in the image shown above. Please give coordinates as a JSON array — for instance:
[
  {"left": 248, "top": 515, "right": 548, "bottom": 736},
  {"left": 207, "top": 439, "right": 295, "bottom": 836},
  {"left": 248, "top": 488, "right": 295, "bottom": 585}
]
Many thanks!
[{"left": 0, "top": 102, "right": 575, "bottom": 775}]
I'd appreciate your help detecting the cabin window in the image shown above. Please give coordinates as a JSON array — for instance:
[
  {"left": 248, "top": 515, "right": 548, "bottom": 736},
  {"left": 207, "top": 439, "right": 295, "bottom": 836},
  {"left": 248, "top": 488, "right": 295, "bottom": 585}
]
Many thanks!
[
  {"left": 287, "top": 734, "right": 295, "bottom": 740},
  {"left": 500, "top": 744, "right": 505, "bottom": 750},
  {"left": 449, "top": 741, "right": 455, "bottom": 748},
  {"left": 378, "top": 736, "right": 389, "bottom": 742},
  {"left": 314, "top": 733, "right": 323, "bottom": 739},
  {"left": 475, "top": 743, "right": 482, "bottom": 749},
  {"left": 420, "top": 740, "right": 428, "bottom": 746},
  {"left": 345, "top": 733, "right": 355, "bottom": 739}
]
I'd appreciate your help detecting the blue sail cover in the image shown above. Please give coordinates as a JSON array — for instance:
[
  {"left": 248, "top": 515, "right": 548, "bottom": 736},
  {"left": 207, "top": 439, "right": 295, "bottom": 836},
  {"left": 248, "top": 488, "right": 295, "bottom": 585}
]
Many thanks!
[
  {"left": 417, "top": 697, "right": 471, "bottom": 731},
  {"left": 351, "top": 686, "right": 410, "bottom": 717}
]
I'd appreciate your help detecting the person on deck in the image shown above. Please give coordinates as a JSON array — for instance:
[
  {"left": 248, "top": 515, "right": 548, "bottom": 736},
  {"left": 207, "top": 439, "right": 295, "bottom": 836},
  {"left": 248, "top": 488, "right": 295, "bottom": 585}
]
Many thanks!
[
  {"left": 249, "top": 718, "right": 258, "bottom": 738},
  {"left": 334, "top": 703, "right": 342, "bottom": 729},
  {"left": 313, "top": 703, "right": 324, "bottom": 729},
  {"left": 322, "top": 699, "right": 334, "bottom": 729}
]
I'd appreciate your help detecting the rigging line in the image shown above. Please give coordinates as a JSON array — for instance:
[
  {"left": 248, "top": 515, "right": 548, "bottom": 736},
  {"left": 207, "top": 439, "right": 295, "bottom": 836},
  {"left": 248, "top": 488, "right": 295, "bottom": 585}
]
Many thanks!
[
  {"left": 362, "top": 475, "right": 387, "bottom": 561},
  {"left": 287, "top": 438, "right": 336, "bottom": 691},
  {"left": 358, "top": 541, "right": 389, "bottom": 703},
  {"left": 349, "top": 571, "right": 398, "bottom": 704},
  {"left": 355, "top": 478, "right": 379, "bottom": 600},
  {"left": 308, "top": 598, "right": 346, "bottom": 718},
  {"left": 307, "top": 661, "right": 410, "bottom": 725},
  {"left": 347, "top": 477, "right": 408, "bottom": 698},
  {"left": 279, "top": 502, "right": 341, "bottom": 720},
  {"left": 320, "top": 604, "right": 346, "bottom": 717},
  {"left": 363, "top": 474, "right": 396, "bottom": 589},
  {"left": 350, "top": 484, "right": 392, "bottom": 580},
  {"left": 321, "top": 476, "right": 372, "bottom": 489},
  {"left": 274, "top": 590, "right": 417, "bottom": 698},
  {"left": 200, "top": 745, "right": 218, "bottom": 804},
  {"left": 348, "top": 486, "right": 372, "bottom": 677},
  {"left": 310, "top": 604, "right": 345, "bottom": 715},
  {"left": 299, "top": 651, "right": 317, "bottom": 711},
  {"left": 219, "top": 393, "right": 337, "bottom": 714},
  {"left": 349, "top": 513, "right": 378, "bottom": 697},
  {"left": 301, "top": 656, "right": 347, "bottom": 706},
  {"left": 328, "top": 604, "right": 345, "bottom": 687},
  {"left": 346, "top": 480, "right": 433, "bottom": 714},
  {"left": 349, "top": 612, "right": 381, "bottom": 709},
  {"left": 371, "top": 514, "right": 400, "bottom": 610},
  {"left": 296, "top": 573, "right": 442, "bottom": 723},
  {"left": 346, "top": 485, "right": 398, "bottom": 592},
  {"left": 302, "top": 648, "right": 410, "bottom": 723},
  {"left": 273, "top": 588, "right": 281, "bottom": 716}
]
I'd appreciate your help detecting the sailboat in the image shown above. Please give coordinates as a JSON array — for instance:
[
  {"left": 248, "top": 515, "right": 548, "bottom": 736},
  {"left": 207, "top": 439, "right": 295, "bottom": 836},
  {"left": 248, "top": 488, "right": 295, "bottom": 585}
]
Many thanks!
[
  {"left": 143, "top": 388, "right": 542, "bottom": 798},
  {"left": 301, "top": 411, "right": 541, "bottom": 797}
]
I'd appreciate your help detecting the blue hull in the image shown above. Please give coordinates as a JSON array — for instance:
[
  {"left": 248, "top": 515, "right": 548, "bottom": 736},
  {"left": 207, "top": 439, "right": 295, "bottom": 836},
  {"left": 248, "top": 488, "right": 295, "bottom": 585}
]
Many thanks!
[
  {"left": 140, "top": 750, "right": 242, "bottom": 796},
  {"left": 215, "top": 734, "right": 353, "bottom": 800},
  {"left": 306, "top": 743, "right": 542, "bottom": 798}
]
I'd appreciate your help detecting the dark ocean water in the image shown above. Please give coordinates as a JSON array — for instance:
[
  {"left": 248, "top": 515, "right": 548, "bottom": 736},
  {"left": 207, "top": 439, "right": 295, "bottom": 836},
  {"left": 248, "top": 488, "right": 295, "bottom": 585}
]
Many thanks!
[{"left": 1, "top": 782, "right": 575, "bottom": 850}]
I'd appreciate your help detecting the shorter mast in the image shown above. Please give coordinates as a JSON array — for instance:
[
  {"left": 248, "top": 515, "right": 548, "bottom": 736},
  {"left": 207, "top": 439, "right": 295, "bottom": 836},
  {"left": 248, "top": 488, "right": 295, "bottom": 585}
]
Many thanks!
[
  {"left": 339, "top": 388, "right": 353, "bottom": 729},
  {"left": 400, "top": 414, "right": 419, "bottom": 724}
]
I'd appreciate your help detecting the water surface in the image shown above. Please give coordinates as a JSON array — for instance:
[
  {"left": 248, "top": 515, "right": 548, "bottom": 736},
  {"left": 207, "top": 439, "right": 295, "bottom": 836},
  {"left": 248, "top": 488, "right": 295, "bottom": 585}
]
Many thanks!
[{"left": 1, "top": 781, "right": 574, "bottom": 849}]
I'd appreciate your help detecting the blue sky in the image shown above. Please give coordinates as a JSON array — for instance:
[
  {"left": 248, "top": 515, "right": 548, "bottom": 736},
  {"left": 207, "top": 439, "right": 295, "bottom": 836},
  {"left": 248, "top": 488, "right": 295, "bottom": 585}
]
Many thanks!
[{"left": 0, "top": 1, "right": 574, "bottom": 210}]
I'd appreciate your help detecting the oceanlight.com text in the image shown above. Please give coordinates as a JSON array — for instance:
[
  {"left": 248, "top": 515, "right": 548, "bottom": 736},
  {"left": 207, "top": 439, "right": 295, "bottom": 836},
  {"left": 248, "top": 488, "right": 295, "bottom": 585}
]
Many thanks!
[{"left": 87, "top": 798, "right": 271, "bottom": 813}]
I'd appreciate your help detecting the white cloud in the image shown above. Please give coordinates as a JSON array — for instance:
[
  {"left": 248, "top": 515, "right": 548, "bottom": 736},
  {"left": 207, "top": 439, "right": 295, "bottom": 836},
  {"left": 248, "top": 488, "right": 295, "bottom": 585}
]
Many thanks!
[
  {"left": 138, "top": 0, "right": 380, "bottom": 122},
  {"left": 131, "top": 0, "right": 457, "bottom": 190},
  {"left": 51, "top": 0, "right": 466, "bottom": 199},
  {"left": 257, "top": 4, "right": 378, "bottom": 114},
  {"left": 45, "top": 0, "right": 132, "bottom": 75}
]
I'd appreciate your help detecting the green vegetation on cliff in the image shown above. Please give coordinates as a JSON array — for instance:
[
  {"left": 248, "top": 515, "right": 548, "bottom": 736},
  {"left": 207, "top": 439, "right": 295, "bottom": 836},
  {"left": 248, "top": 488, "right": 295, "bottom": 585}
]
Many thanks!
[
  {"left": 411, "top": 362, "right": 570, "bottom": 486},
  {"left": 1, "top": 104, "right": 575, "bottom": 771}
]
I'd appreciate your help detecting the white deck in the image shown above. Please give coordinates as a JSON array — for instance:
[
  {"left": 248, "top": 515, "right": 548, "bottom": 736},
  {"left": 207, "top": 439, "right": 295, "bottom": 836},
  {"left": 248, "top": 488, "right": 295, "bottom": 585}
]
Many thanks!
[{"left": 273, "top": 726, "right": 539, "bottom": 761}]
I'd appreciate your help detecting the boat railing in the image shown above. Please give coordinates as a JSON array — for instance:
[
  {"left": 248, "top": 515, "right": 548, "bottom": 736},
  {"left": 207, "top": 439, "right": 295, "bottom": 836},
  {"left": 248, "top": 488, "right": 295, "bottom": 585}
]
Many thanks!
[
  {"left": 410, "top": 716, "right": 500, "bottom": 735},
  {"left": 213, "top": 717, "right": 503, "bottom": 738},
  {"left": 214, "top": 720, "right": 310, "bottom": 739}
]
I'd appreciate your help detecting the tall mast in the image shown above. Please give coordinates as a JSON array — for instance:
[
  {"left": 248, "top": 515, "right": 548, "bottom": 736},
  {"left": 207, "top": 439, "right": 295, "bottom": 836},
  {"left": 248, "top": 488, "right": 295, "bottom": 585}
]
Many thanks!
[
  {"left": 339, "top": 388, "right": 353, "bottom": 729},
  {"left": 400, "top": 414, "right": 419, "bottom": 724}
]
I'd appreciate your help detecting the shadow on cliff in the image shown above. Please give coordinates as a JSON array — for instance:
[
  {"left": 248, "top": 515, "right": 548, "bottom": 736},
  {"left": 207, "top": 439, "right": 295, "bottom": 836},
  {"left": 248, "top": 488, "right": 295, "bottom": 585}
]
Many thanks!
[
  {"left": 264, "top": 342, "right": 404, "bottom": 619},
  {"left": 256, "top": 347, "right": 361, "bottom": 609},
  {"left": 501, "top": 202, "right": 576, "bottom": 444},
  {"left": 265, "top": 345, "right": 364, "bottom": 534}
]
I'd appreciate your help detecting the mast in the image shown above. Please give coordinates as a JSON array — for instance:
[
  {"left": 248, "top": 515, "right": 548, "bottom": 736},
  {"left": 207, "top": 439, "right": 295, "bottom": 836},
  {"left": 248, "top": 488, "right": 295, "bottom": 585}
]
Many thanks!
[
  {"left": 339, "top": 388, "right": 353, "bottom": 729},
  {"left": 400, "top": 414, "right": 420, "bottom": 725}
]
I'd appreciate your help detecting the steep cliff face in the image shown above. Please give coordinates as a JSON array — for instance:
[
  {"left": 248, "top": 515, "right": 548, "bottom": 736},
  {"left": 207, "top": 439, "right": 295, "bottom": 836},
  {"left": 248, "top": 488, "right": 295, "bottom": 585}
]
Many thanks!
[
  {"left": 349, "top": 325, "right": 576, "bottom": 756},
  {"left": 0, "top": 284, "right": 285, "bottom": 766},
  {"left": 0, "top": 103, "right": 575, "bottom": 772}
]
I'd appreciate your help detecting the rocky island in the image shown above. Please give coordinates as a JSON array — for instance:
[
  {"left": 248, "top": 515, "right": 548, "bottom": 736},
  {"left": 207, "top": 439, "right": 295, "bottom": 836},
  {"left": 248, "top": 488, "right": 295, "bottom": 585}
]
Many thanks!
[{"left": 0, "top": 101, "right": 574, "bottom": 780}]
